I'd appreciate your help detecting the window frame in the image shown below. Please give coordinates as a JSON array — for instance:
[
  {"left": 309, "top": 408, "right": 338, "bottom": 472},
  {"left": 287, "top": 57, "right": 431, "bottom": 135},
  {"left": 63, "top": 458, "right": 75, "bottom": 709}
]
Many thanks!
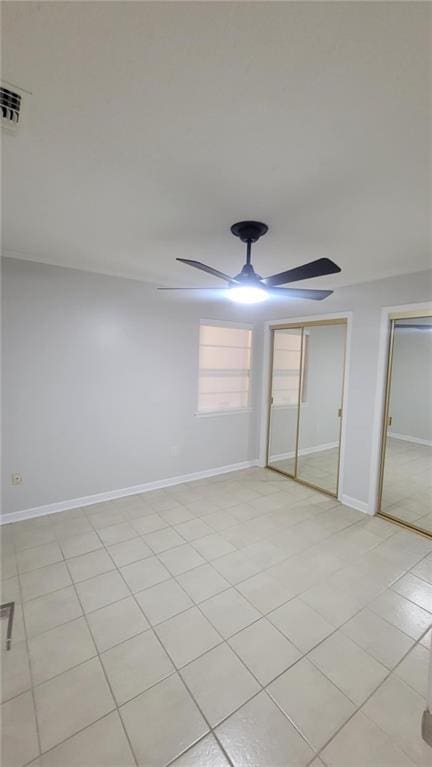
[{"left": 195, "top": 319, "right": 254, "bottom": 417}]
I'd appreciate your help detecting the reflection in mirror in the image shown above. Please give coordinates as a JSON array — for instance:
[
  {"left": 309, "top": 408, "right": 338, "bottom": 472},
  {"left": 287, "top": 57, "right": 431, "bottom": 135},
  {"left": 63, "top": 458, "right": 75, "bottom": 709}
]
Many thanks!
[
  {"left": 267, "top": 328, "right": 303, "bottom": 476},
  {"left": 297, "top": 324, "right": 346, "bottom": 494},
  {"left": 381, "top": 316, "right": 432, "bottom": 533}
]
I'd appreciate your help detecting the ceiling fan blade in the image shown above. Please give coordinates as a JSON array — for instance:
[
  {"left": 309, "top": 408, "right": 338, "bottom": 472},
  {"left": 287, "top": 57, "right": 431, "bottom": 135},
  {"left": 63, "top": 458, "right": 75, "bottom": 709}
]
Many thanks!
[
  {"left": 158, "top": 287, "right": 228, "bottom": 290},
  {"left": 176, "top": 259, "right": 238, "bottom": 283},
  {"left": 271, "top": 287, "right": 333, "bottom": 300},
  {"left": 263, "top": 258, "right": 341, "bottom": 287}
]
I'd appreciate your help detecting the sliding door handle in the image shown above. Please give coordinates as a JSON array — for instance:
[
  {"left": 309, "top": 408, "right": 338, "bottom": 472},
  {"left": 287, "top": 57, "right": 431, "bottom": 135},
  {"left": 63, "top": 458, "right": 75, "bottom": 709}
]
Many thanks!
[{"left": 337, "top": 408, "right": 342, "bottom": 418}]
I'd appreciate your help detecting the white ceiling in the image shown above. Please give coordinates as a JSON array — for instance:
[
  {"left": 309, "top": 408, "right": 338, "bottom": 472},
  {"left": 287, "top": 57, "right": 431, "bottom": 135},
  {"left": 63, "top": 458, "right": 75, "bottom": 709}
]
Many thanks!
[{"left": 2, "top": 2, "right": 431, "bottom": 290}]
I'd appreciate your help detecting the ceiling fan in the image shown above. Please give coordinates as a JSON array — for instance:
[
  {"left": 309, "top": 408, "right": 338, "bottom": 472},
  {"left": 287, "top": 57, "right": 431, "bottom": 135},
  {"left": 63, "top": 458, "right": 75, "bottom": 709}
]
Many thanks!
[{"left": 159, "top": 221, "right": 341, "bottom": 304}]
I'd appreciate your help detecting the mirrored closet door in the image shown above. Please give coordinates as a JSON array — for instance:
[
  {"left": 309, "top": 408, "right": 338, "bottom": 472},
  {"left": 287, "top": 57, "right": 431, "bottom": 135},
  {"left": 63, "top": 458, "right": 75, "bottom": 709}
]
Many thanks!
[
  {"left": 267, "top": 328, "right": 303, "bottom": 478},
  {"left": 267, "top": 319, "right": 347, "bottom": 497},
  {"left": 379, "top": 314, "right": 432, "bottom": 536}
]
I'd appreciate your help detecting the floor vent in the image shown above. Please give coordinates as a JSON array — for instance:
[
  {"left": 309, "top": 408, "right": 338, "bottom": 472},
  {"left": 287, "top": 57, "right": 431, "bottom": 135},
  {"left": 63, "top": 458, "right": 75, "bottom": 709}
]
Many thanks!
[
  {"left": 1, "top": 85, "right": 22, "bottom": 133},
  {"left": 0, "top": 601, "right": 15, "bottom": 650}
]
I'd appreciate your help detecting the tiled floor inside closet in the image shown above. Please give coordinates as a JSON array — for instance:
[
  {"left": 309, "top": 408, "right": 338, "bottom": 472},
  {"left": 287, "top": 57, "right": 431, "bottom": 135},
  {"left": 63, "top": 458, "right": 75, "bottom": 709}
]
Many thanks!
[
  {"left": 381, "top": 437, "right": 432, "bottom": 533},
  {"left": 2, "top": 467, "right": 432, "bottom": 767},
  {"left": 270, "top": 447, "right": 339, "bottom": 495}
]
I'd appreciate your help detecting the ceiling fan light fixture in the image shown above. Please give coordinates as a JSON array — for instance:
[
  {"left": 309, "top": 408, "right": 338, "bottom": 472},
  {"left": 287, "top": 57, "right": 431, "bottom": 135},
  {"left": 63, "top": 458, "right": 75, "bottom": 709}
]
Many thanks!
[
  {"left": 162, "top": 221, "right": 341, "bottom": 302},
  {"left": 228, "top": 285, "right": 268, "bottom": 304}
]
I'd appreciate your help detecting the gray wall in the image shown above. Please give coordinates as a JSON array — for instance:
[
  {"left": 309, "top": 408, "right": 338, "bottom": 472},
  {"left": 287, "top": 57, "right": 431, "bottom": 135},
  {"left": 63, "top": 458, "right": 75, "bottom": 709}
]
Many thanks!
[
  {"left": 2, "top": 257, "right": 432, "bottom": 517},
  {"left": 390, "top": 327, "right": 432, "bottom": 442},
  {"left": 1, "top": 258, "right": 263, "bottom": 514}
]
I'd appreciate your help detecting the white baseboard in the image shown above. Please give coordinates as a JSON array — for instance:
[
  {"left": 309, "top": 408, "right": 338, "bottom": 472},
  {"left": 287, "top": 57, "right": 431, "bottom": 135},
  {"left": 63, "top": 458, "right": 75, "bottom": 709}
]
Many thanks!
[
  {"left": 1, "top": 459, "right": 258, "bottom": 525},
  {"left": 269, "top": 441, "right": 339, "bottom": 463},
  {"left": 339, "top": 493, "right": 371, "bottom": 515},
  {"left": 388, "top": 432, "right": 432, "bottom": 447}
]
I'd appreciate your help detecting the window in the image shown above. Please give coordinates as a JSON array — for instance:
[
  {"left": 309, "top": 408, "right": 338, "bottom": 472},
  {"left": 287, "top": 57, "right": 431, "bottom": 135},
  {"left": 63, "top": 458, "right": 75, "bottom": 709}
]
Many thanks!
[
  {"left": 198, "top": 323, "right": 252, "bottom": 413},
  {"left": 272, "top": 330, "right": 308, "bottom": 406}
]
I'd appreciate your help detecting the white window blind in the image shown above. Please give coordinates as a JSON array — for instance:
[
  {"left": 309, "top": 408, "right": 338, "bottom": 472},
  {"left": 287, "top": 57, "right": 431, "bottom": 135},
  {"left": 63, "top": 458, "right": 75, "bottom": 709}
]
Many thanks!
[
  {"left": 272, "top": 331, "right": 308, "bottom": 406},
  {"left": 198, "top": 323, "right": 252, "bottom": 413}
]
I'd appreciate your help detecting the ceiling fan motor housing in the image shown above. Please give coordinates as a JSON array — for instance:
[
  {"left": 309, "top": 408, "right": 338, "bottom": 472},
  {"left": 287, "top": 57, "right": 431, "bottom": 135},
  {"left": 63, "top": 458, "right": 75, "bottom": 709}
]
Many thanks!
[
  {"left": 230, "top": 221, "right": 268, "bottom": 243},
  {"left": 234, "top": 262, "right": 263, "bottom": 284}
]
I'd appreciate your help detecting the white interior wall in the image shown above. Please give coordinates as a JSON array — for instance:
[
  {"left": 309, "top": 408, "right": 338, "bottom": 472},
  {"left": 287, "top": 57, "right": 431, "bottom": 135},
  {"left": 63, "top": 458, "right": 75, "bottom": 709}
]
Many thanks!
[
  {"left": 389, "top": 327, "right": 432, "bottom": 443},
  {"left": 1, "top": 258, "right": 263, "bottom": 516},
  {"left": 2, "top": 257, "right": 432, "bottom": 520}
]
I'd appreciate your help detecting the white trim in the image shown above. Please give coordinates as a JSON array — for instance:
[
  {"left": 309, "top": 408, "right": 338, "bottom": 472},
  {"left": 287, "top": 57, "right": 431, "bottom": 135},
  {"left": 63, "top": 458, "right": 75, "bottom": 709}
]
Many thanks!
[
  {"left": 368, "top": 300, "right": 432, "bottom": 515},
  {"left": 263, "top": 312, "right": 352, "bottom": 330},
  {"left": 269, "top": 441, "right": 339, "bottom": 462},
  {"left": 1, "top": 459, "right": 258, "bottom": 525},
  {"left": 388, "top": 432, "right": 432, "bottom": 447},
  {"left": 199, "top": 318, "right": 255, "bottom": 330},
  {"left": 340, "top": 494, "right": 371, "bottom": 515},
  {"left": 337, "top": 315, "right": 351, "bottom": 504}
]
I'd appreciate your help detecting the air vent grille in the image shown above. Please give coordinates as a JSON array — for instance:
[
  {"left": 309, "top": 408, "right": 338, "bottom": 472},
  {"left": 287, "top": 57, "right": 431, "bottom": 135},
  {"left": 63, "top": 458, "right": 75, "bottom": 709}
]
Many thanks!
[{"left": 1, "top": 86, "right": 21, "bottom": 125}]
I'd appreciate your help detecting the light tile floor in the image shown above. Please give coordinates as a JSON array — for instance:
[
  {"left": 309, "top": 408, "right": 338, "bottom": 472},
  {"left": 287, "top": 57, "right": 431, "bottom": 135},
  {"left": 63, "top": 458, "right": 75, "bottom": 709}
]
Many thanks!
[{"left": 1, "top": 467, "right": 432, "bottom": 767}]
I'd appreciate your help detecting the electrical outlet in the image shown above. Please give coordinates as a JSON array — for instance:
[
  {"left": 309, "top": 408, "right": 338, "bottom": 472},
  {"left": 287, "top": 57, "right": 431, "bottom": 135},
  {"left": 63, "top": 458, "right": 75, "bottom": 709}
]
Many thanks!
[
  {"left": 170, "top": 446, "right": 179, "bottom": 457},
  {"left": 11, "top": 472, "right": 23, "bottom": 485}
]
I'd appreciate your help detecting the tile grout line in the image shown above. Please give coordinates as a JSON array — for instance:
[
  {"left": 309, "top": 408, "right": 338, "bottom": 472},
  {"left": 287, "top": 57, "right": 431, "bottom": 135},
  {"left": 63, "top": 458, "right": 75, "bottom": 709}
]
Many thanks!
[
  {"left": 3, "top": 490, "right": 394, "bottom": 578},
  {"left": 11, "top": 548, "right": 430, "bottom": 701},
  {"left": 8, "top": 550, "right": 430, "bottom": 713},
  {"left": 19, "top": 711, "right": 137, "bottom": 767},
  {"left": 165, "top": 730, "right": 236, "bottom": 767},
  {"left": 100, "top": 537, "right": 242, "bottom": 767},
  {"left": 313, "top": 622, "right": 432, "bottom": 764},
  {"left": 62, "top": 555, "right": 140, "bottom": 767},
  {"left": 74, "top": 528, "right": 242, "bottom": 767},
  {"left": 160, "top": 574, "right": 322, "bottom": 760},
  {"left": 15, "top": 554, "right": 44, "bottom": 760},
  {"left": 6, "top": 516, "right": 432, "bottom": 674},
  {"left": 7, "top": 514, "right": 432, "bottom": 647},
  {"left": 11, "top": 535, "right": 311, "bottom": 764},
  {"left": 4, "top": 471, "right": 432, "bottom": 767},
  {"left": 169, "top": 533, "right": 431, "bottom": 761}
]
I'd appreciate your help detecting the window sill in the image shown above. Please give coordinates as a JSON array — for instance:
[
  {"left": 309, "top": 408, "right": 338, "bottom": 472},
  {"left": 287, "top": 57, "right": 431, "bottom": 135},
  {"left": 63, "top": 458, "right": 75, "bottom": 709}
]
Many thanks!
[{"left": 194, "top": 408, "right": 253, "bottom": 418}]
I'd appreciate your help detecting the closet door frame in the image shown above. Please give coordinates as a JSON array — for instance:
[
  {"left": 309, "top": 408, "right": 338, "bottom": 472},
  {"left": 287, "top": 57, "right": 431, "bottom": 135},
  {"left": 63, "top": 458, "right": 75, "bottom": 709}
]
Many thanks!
[
  {"left": 266, "top": 318, "right": 347, "bottom": 498},
  {"left": 377, "top": 309, "right": 432, "bottom": 538}
]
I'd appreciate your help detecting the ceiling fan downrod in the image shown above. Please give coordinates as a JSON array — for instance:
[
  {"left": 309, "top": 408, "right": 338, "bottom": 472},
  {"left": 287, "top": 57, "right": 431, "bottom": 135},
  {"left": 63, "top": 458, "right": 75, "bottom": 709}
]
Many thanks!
[{"left": 230, "top": 221, "right": 268, "bottom": 281}]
